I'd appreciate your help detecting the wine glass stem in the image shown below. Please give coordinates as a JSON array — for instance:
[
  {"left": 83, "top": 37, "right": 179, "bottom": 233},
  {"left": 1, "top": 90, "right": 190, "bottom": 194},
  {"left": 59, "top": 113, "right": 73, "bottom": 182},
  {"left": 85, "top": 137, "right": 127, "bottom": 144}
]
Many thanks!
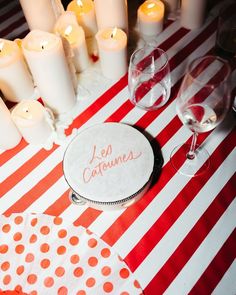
[{"left": 187, "top": 132, "right": 198, "bottom": 160}]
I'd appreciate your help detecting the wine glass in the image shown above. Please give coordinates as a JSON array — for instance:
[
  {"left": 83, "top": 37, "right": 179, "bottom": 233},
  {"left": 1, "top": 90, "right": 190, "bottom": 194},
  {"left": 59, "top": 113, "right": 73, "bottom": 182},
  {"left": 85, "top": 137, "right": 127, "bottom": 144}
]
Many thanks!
[
  {"left": 128, "top": 45, "right": 171, "bottom": 111},
  {"left": 170, "top": 55, "right": 231, "bottom": 177}
]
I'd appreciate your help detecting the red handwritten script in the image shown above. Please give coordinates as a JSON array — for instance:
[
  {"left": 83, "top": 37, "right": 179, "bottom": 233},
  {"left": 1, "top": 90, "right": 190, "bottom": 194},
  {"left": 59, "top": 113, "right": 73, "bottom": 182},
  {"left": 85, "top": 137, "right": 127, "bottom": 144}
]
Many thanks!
[{"left": 83, "top": 144, "right": 142, "bottom": 183}]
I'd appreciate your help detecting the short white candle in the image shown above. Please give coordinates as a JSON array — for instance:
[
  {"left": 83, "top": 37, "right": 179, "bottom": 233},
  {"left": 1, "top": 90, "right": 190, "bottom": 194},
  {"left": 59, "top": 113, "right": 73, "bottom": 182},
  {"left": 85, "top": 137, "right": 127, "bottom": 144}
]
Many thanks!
[
  {"left": 67, "top": 0, "right": 97, "bottom": 37},
  {"left": 94, "top": 0, "right": 128, "bottom": 34},
  {"left": 180, "top": 0, "right": 206, "bottom": 30},
  {"left": 96, "top": 27, "right": 127, "bottom": 80},
  {"left": 19, "top": 0, "right": 64, "bottom": 32},
  {"left": 138, "top": 0, "right": 165, "bottom": 36},
  {"left": 11, "top": 100, "right": 54, "bottom": 145},
  {"left": 0, "top": 97, "right": 22, "bottom": 150},
  {"left": 55, "top": 12, "right": 90, "bottom": 72},
  {"left": 22, "top": 30, "right": 76, "bottom": 115},
  {"left": 0, "top": 39, "right": 35, "bottom": 103}
]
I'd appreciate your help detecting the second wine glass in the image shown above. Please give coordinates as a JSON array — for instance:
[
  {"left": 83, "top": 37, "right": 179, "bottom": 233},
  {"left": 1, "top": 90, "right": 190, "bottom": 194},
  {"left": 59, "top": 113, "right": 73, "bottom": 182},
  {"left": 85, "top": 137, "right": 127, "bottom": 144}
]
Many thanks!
[{"left": 170, "top": 55, "right": 231, "bottom": 177}]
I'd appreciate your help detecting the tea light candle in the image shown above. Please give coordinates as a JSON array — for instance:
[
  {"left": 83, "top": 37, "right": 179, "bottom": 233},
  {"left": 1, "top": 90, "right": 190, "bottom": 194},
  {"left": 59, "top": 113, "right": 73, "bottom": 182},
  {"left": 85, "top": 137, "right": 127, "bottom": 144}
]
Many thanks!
[
  {"left": 67, "top": 0, "right": 97, "bottom": 37},
  {"left": 96, "top": 27, "right": 127, "bottom": 79},
  {"left": 19, "top": 0, "right": 64, "bottom": 32},
  {"left": 180, "top": 0, "right": 206, "bottom": 30},
  {"left": 94, "top": 0, "right": 128, "bottom": 34},
  {"left": 0, "top": 97, "right": 22, "bottom": 150},
  {"left": 11, "top": 100, "right": 54, "bottom": 145},
  {"left": 138, "top": 0, "right": 165, "bottom": 36},
  {"left": 55, "top": 12, "right": 90, "bottom": 72},
  {"left": 0, "top": 39, "right": 35, "bottom": 103},
  {"left": 22, "top": 30, "right": 76, "bottom": 115}
]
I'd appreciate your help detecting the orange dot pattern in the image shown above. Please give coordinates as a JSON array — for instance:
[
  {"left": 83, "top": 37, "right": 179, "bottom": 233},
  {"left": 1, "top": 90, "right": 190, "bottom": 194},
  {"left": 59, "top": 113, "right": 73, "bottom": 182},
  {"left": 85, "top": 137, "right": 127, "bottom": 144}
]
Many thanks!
[{"left": 0, "top": 213, "right": 143, "bottom": 294}]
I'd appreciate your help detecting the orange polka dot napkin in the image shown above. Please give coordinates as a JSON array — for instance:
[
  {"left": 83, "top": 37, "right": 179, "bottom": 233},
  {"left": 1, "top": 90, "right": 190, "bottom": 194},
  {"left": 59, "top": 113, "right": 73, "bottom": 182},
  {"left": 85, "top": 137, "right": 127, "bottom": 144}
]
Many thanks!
[{"left": 0, "top": 213, "right": 143, "bottom": 295}]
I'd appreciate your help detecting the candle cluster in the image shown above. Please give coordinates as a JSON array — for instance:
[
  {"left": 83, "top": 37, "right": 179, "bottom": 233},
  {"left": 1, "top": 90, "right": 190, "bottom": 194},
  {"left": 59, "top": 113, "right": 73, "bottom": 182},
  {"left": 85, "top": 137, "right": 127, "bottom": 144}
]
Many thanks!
[{"left": 0, "top": 0, "right": 207, "bottom": 151}]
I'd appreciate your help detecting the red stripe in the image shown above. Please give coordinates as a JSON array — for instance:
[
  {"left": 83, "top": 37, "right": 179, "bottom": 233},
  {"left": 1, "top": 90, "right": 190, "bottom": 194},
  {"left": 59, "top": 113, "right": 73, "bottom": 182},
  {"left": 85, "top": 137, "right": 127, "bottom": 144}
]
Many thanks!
[
  {"left": 65, "top": 74, "right": 128, "bottom": 135},
  {"left": 124, "top": 129, "right": 236, "bottom": 272},
  {"left": 44, "top": 189, "right": 71, "bottom": 216},
  {"left": 73, "top": 208, "right": 102, "bottom": 228},
  {"left": 189, "top": 229, "right": 236, "bottom": 295},
  {"left": 4, "top": 162, "right": 63, "bottom": 214},
  {"left": 1, "top": 4, "right": 22, "bottom": 22},
  {"left": 144, "top": 174, "right": 236, "bottom": 295},
  {"left": 0, "top": 139, "right": 27, "bottom": 167},
  {"left": 0, "top": 16, "right": 26, "bottom": 37},
  {"left": 101, "top": 124, "right": 234, "bottom": 247},
  {"left": 0, "top": 145, "right": 57, "bottom": 197}
]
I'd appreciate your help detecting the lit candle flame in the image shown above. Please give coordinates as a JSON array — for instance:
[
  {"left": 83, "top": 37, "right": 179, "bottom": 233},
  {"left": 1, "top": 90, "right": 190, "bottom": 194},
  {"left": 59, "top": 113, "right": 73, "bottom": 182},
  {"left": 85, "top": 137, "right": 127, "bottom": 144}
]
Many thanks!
[
  {"left": 111, "top": 27, "right": 117, "bottom": 38},
  {"left": 147, "top": 3, "right": 155, "bottom": 9},
  {"left": 41, "top": 41, "right": 48, "bottom": 50},
  {"left": 0, "top": 42, "right": 4, "bottom": 52},
  {"left": 64, "top": 25, "right": 73, "bottom": 36},
  {"left": 77, "top": 0, "right": 83, "bottom": 7}
]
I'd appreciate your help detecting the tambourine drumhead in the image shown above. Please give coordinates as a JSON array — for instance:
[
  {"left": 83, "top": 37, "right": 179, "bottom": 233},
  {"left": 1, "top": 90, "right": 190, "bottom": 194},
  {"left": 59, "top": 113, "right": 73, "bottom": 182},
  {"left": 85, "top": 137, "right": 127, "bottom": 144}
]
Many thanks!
[{"left": 63, "top": 123, "right": 154, "bottom": 207}]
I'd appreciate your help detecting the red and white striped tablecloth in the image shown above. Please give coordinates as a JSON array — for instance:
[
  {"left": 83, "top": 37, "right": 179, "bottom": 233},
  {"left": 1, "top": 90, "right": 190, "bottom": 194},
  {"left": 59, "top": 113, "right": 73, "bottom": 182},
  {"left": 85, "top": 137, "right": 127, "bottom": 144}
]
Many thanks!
[{"left": 0, "top": 0, "right": 235, "bottom": 294}]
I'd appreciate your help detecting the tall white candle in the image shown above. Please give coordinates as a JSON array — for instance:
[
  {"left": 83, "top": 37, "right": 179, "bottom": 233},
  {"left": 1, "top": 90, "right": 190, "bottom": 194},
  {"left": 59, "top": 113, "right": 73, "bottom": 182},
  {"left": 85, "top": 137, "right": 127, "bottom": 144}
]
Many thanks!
[
  {"left": 67, "top": 0, "right": 97, "bottom": 37},
  {"left": 0, "top": 39, "right": 35, "bottom": 103},
  {"left": 94, "top": 0, "right": 128, "bottom": 34},
  {"left": 11, "top": 100, "right": 54, "bottom": 145},
  {"left": 180, "top": 0, "right": 206, "bottom": 30},
  {"left": 19, "top": 0, "right": 64, "bottom": 32},
  {"left": 0, "top": 97, "right": 22, "bottom": 150},
  {"left": 54, "top": 12, "right": 90, "bottom": 72},
  {"left": 22, "top": 30, "right": 76, "bottom": 115},
  {"left": 138, "top": 0, "right": 165, "bottom": 36},
  {"left": 96, "top": 27, "right": 127, "bottom": 80}
]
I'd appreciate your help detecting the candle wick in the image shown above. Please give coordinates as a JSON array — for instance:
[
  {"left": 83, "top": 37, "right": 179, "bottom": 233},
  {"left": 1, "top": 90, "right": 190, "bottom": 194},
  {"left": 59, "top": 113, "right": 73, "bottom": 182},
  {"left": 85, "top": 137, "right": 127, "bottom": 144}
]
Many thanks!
[{"left": 42, "top": 45, "right": 44, "bottom": 50}]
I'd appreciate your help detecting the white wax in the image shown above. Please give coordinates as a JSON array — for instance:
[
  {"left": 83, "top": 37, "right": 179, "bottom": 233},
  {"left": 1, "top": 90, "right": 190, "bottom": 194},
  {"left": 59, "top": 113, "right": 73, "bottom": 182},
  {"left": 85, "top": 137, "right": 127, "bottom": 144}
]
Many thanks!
[
  {"left": 19, "top": 0, "right": 64, "bottom": 32},
  {"left": 180, "top": 0, "right": 206, "bottom": 30},
  {"left": 55, "top": 12, "right": 90, "bottom": 72},
  {"left": 67, "top": 0, "right": 97, "bottom": 37},
  {"left": 11, "top": 100, "right": 54, "bottom": 145},
  {"left": 96, "top": 28, "right": 128, "bottom": 80},
  {"left": 0, "top": 97, "right": 22, "bottom": 150},
  {"left": 22, "top": 30, "right": 76, "bottom": 115},
  {"left": 94, "top": 0, "right": 128, "bottom": 34},
  {"left": 0, "top": 39, "right": 35, "bottom": 103},
  {"left": 138, "top": 0, "right": 165, "bottom": 36}
]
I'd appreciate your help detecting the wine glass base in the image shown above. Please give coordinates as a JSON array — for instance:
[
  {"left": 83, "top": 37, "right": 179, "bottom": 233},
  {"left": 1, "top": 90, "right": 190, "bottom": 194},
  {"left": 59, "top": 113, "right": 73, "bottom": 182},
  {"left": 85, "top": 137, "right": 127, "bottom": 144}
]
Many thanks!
[{"left": 170, "top": 144, "right": 210, "bottom": 177}]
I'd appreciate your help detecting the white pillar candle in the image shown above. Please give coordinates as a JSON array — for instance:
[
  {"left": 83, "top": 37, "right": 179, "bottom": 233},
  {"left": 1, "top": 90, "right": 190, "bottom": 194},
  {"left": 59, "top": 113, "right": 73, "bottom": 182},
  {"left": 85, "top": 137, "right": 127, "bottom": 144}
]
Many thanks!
[
  {"left": 22, "top": 30, "right": 76, "bottom": 115},
  {"left": 96, "top": 27, "right": 127, "bottom": 80},
  {"left": 19, "top": 0, "right": 64, "bottom": 32},
  {"left": 180, "top": 0, "right": 206, "bottom": 30},
  {"left": 11, "top": 100, "right": 54, "bottom": 145},
  {"left": 0, "top": 97, "right": 22, "bottom": 150},
  {"left": 67, "top": 0, "right": 97, "bottom": 37},
  {"left": 162, "top": 0, "right": 179, "bottom": 13},
  {"left": 138, "top": 0, "right": 165, "bottom": 36},
  {"left": 94, "top": 0, "right": 128, "bottom": 34},
  {"left": 0, "top": 39, "right": 35, "bottom": 103},
  {"left": 55, "top": 12, "right": 90, "bottom": 72}
]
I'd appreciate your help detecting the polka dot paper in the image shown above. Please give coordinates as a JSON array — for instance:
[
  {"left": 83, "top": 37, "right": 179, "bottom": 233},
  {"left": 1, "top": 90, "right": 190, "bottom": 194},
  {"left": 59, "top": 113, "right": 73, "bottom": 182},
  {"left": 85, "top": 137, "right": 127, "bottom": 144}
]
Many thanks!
[{"left": 0, "top": 214, "right": 143, "bottom": 295}]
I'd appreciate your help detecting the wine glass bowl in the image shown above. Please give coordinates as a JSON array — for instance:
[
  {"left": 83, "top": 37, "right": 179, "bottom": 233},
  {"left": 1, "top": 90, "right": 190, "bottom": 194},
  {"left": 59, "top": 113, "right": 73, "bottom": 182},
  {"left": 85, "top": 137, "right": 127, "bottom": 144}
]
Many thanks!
[
  {"left": 128, "top": 45, "right": 171, "bottom": 111},
  {"left": 171, "top": 55, "right": 231, "bottom": 176}
]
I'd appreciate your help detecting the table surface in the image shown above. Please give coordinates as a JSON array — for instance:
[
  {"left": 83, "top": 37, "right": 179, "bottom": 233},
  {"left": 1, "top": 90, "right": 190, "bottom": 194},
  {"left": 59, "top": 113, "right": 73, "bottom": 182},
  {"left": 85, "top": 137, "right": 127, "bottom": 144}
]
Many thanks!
[{"left": 0, "top": 0, "right": 236, "bottom": 294}]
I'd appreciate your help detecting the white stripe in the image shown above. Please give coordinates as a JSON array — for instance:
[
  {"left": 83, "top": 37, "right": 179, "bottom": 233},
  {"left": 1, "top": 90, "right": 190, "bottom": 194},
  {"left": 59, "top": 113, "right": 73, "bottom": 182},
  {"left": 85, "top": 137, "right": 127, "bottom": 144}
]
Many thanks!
[
  {"left": 24, "top": 176, "right": 68, "bottom": 213},
  {"left": 0, "top": 145, "right": 40, "bottom": 182},
  {"left": 60, "top": 203, "right": 89, "bottom": 224},
  {"left": 212, "top": 260, "right": 236, "bottom": 295},
  {"left": 1, "top": 11, "right": 24, "bottom": 33},
  {"left": 4, "top": 23, "right": 29, "bottom": 39},
  {"left": 112, "top": 115, "right": 235, "bottom": 259},
  {"left": 165, "top": 200, "right": 236, "bottom": 295},
  {"left": 132, "top": 148, "right": 235, "bottom": 289}
]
